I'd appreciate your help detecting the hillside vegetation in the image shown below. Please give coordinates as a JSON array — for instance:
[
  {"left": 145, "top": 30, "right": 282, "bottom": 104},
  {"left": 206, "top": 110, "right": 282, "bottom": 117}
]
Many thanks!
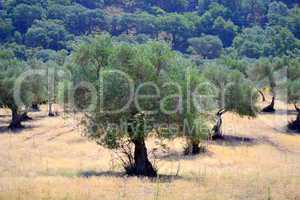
[
  {"left": 0, "top": 0, "right": 300, "bottom": 199},
  {"left": 0, "top": 0, "right": 299, "bottom": 57}
]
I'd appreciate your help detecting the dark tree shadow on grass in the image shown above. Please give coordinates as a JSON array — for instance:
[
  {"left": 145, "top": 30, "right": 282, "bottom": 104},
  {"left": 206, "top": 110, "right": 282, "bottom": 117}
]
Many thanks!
[
  {"left": 0, "top": 124, "right": 35, "bottom": 134},
  {"left": 33, "top": 114, "right": 57, "bottom": 121},
  {"left": 259, "top": 136, "right": 295, "bottom": 154},
  {"left": 286, "top": 129, "right": 300, "bottom": 135},
  {"left": 271, "top": 124, "right": 300, "bottom": 137},
  {"left": 259, "top": 109, "right": 297, "bottom": 116},
  {"left": 80, "top": 170, "right": 125, "bottom": 178},
  {"left": 79, "top": 170, "right": 184, "bottom": 183},
  {"left": 157, "top": 150, "right": 213, "bottom": 161},
  {"left": 211, "top": 135, "right": 257, "bottom": 147},
  {"left": 0, "top": 125, "right": 9, "bottom": 134}
]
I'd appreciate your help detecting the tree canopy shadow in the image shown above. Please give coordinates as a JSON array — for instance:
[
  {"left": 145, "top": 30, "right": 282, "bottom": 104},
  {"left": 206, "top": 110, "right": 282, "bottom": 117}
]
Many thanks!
[
  {"left": 0, "top": 125, "right": 9, "bottom": 134},
  {"left": 259, "top": 136, "right": 295, "bottom": 154},
  {"left": 276, "top": 125, "right": 300, "bottom": 135},
  {"left": 259, "top": 109, "right": 297, "bottom": 116},
  {"left": 211, "top": 135, "right": 257, "bottom": 147},
  {"left": 18, "top": 113, "right": 56, "bottom": 122},
  {"left": 286, "top": 129, "right": 300, "bottom": 135},
  {"left": 0, "top": 124, "right": 35, "bottom": 134},
  {"left": 156, "top": 149, "right": 213, "bottom": 161},
  {"left": 269, "top": 119, "right": 300, "bottom": 135},
  {"left": 79, "top": 170, "right": 184, "bottom": 182},
  {"left": 79, "top": 170, "right": 125, "bottom": 178},
  {"left": 150, "top": 174, "right": 184, "bottom": 183}
]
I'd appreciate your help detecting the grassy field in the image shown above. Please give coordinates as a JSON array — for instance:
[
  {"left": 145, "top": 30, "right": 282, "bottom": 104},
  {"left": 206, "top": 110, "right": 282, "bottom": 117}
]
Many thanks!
[{"left": 0, "top": 102, "right": 299, "bottom": 200}]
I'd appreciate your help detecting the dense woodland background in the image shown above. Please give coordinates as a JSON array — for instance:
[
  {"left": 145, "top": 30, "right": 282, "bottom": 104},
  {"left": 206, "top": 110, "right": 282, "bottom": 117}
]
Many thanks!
[{"left": 0, "top": 0, "right": 299, "bottom": 60}]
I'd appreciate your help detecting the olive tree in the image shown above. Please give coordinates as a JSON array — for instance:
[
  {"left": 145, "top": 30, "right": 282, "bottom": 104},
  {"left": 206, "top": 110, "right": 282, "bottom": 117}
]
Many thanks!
[
  {"left": 286, "top": 58, "right": 300, "bottom": 132},
  {"left": 67, "top": 34, "right": 208, "bottom": 176},
  {"left": 21, "top": 59, "right": 47, "bottom": 120},
  {"left": 247, "top": 58, "right": 284, "bottom": 113},
  {"left": 0, "top": 51, "right": 25, "bottom": 128},
  {"left": 45, "top": 58, "right": 67, "bottom": 117},
  {"left": 0, "top": 51, "right": 45, "bottom": 129},
  {"left": 203, "top": 65, "right": 259, "bottom": 139}
]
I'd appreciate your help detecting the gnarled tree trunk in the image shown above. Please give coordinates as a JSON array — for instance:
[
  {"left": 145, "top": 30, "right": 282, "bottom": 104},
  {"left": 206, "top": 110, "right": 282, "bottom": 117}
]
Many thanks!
[
  {"left": 20, "top": 112, "right": 32, "bottom": 121},
  {"left": 191, "top": 143, "right": 200, "bottom": 154},
  {"left": 48, "top": 102, "right": 55, "bottom": 117},
  {"left": 48, "top": 67, "right": 55, "bottom": 117},
  {"left": 262, "top": 96, "right": 275, "bottom": 113},
  {"left": 184, "top": 141, "right": 201, "bottom": 155},
  {"left": 8, "top": 108, "right": 23, "bottom": 129},
  {"left": 20, "top": 106, "right": 32, "bottom": 121},
  {"left": 125, "top": 113, "right": 156, "bottom": 177},
  {"left": 212, "top": 109, "right": 226, "bottom": 140},
  {"left": 128, "top": 139, "right": 157, "bottom": 177},
  {"left": 31, "top": 104, "right": 40, "bottom": 112},
  {"left": 288, "top": 104, "right": 300, "bottom": 132}
]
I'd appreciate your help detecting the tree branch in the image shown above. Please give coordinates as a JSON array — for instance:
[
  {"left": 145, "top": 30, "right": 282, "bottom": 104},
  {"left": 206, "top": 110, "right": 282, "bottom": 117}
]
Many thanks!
[
  {"left": 256, "top": 87, "right": 266, "bottom": 101},
  {"left": 217, "top": 108, "right": 227, "bottom": 116},
  {"left": 294, "top": 103, "right": 300, "bottom": 113}
]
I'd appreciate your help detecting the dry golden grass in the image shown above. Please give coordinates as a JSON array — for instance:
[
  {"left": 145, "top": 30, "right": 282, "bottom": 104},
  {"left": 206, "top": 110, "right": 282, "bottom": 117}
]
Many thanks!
[{"left": 0, "top": 102, "right": 299, "bottom": 200}]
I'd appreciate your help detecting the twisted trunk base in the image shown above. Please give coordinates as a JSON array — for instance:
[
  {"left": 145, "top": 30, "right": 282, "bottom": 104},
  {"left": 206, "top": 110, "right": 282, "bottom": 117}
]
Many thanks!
[
  {"left": 31, "top": 104, "right": 40, "bottom": 112},
  {"left": 212, "top": 109, "right": 226, "bottom": 140},
  {"left": 48, "top": 112, "right": 55, "bottom": 117},
  {"left": 20, "top": 113, "right": 32, "bottom": 121},
  {"left": 184, "top": 142, "right": 203, "bottom": 155},
  {"left": 125, "top": 139, "right": 157, "bottom": 177},
  {"left": 48, "top": 103, "right": 55, "bottom": 117},
  {"left": 212, "top": 133, "right": 224, "bottom": 140},
  {"left": 191, "top": 143, "right": 200, "bottom": 154},
  {"left": 8, "top": 108, "right": 23, "bottom": 130},
  {"left": 262, "top": 96, "right": 275, "bottom": 113},
  {"left": 288, "top": 105, "right": 300, "bottom": 132}
]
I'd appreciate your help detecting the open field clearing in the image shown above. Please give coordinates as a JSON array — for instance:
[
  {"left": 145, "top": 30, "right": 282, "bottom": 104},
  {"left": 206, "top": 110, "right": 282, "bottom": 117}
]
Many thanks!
[{"left": 0, "top": 102, "right": 299, "bottom": 200}]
